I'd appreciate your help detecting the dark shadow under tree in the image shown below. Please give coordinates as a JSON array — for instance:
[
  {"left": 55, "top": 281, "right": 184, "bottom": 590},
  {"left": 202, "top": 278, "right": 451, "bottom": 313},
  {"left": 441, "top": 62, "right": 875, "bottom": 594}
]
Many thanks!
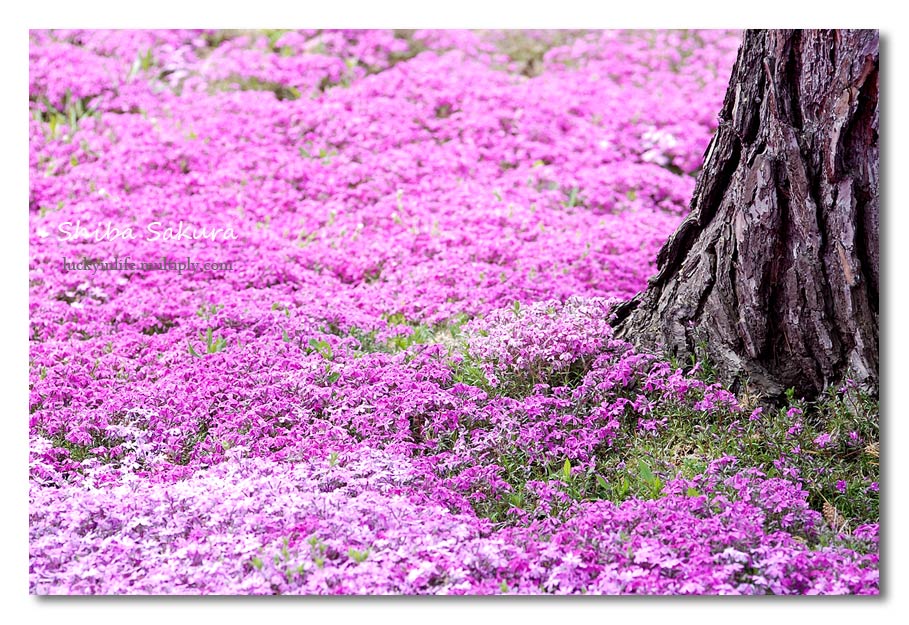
[{"left": 612, "top": 29, "right": 879, "bottom": 400}]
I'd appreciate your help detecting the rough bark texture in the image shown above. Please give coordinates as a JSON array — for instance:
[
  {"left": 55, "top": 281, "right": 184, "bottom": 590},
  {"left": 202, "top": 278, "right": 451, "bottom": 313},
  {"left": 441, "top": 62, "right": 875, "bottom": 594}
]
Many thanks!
[{"left": 613, "top": 30, "right": 879, "bottom": 399}]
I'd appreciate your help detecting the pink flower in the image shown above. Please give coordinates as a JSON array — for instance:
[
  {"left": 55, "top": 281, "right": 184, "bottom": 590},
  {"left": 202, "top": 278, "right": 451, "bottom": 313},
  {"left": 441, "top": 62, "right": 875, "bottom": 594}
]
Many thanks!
[{"left": 786, "top": 407, "right": 803, "bottom": 419}]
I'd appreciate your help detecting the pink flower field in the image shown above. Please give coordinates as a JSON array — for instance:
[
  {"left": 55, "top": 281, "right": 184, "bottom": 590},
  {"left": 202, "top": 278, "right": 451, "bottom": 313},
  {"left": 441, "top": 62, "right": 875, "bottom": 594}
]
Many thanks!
[{"left": 28, "top": 29, "right": 880, "bottom": 595}]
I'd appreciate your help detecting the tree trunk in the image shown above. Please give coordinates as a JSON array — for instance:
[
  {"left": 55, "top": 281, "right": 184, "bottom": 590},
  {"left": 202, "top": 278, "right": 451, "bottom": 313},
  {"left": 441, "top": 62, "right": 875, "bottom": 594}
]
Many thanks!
[{"left": 613, "top": 30, "right": 879, "bottom": 400}]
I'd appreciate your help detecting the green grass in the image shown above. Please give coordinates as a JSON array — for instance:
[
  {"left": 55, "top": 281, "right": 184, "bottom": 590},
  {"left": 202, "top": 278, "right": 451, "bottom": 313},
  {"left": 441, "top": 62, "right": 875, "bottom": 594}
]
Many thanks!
[{"left": 434, "top": 339, "right": 879, "bottom": 536}]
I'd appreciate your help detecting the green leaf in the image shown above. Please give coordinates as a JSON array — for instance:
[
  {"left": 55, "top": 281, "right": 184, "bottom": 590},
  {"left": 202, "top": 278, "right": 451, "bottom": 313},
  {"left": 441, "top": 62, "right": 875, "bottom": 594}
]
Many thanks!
[
  {"left": 618, "top": 476, "right": 630, "bottom": 498},
  {"left": 562, "top": 459, "right": 572, "bottom": 482},
  {"left": 348, "top": 548, "right": 369, "bottom": 563},
  {"left": 144, "top": 49, "right": 155, "bottom": 70},
  {"left": 637, "top": 459, "right": 655, "bottom": 483},
  {"left": 565, "top": 186, "right": 579, "bottom": 208},
  {"left": 651, "top": 477, "right": 663, "bottom": 497},
  {"left": 308, "top": 338, "right": 333, "bottom": 359}
]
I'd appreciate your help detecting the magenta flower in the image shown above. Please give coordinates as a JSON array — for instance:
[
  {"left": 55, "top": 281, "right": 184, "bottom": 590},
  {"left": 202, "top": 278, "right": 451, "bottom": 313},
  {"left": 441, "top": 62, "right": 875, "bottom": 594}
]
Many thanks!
[{"left": 26, "top": 29, "right": 877, "bottom": 596}]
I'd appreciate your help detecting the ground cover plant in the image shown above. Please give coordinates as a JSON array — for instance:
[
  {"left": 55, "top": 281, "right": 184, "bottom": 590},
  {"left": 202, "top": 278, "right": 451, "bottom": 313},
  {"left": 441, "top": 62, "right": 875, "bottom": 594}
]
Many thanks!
[{"left": 29, "top": 29, "right": 879, "bottom": 594}]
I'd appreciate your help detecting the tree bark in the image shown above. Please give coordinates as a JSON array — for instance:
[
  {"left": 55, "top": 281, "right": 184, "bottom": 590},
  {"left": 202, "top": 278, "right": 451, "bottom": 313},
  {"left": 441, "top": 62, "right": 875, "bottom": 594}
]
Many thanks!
[{"left": 613, "top": 30, "right": 879, "bottom": 400}]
